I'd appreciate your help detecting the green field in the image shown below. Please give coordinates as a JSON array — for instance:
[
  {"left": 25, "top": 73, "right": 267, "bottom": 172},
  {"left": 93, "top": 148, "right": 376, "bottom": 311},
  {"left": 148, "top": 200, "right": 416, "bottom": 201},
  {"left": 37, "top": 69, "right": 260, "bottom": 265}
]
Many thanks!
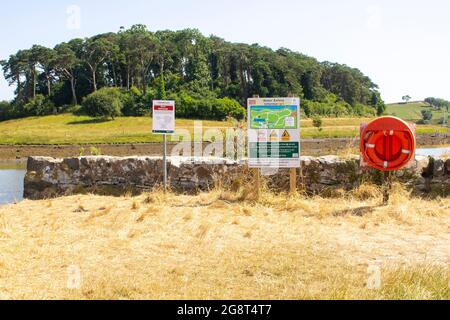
[
  {"left": 385, "top": 101, "right": 449, "bottom": 123},
  {"left": 0, "top": 114, "right": 448, "bottom": 145}
]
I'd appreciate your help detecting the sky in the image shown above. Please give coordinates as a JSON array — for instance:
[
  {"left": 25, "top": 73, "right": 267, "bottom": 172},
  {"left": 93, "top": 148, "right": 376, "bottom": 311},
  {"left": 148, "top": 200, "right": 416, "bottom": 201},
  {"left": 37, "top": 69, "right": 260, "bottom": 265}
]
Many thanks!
[{"left": 0, "top": 0, "right": 449, "bottom": 103}]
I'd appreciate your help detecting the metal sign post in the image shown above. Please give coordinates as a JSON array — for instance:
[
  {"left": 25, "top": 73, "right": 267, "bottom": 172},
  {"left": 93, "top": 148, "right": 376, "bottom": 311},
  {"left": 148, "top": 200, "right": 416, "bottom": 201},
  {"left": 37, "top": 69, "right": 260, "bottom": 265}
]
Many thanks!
[
  {"left": 152, "top": 100, "right": 176, "bottom": 191},
  {"left": 163, "top": 133, "right": 168, "bottom": 191}
]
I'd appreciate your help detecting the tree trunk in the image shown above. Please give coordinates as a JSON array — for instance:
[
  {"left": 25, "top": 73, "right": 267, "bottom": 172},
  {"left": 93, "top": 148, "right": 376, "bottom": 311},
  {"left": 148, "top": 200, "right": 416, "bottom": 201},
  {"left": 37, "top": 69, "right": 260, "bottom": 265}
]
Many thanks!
[
  {"left": 92, "top": 71, "right": 97, "bottom": 91},
  {"left": 112, "top": 64, "right": 117, "bottom": 87},
  {"left": 46, "top": 75, "right": 51, "bottom": 96},
  {"left": 142, "top": 69, "right": 147, "bottom": 95},
  {"left": 70, "top": 77, "right": 77, "bottom": 105},
  {"left": 126, "top": 66, "right": 130, "bottom": 90},
  {"left": 17, "top": 75, "right": 22, "bottom": 101},
  {"left": 32, "top": 68, "right": 36, "bottom": 99}
]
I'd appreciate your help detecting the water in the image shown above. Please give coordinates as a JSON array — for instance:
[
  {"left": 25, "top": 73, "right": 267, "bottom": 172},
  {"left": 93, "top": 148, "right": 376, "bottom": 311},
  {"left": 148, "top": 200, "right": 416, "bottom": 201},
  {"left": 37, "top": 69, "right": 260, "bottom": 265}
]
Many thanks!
[
  {"left": 0, "top": 161, "right": 26, "bottom": 205},
  {"left": 416, "top": 147, "right": 450, "bottom": 158}
]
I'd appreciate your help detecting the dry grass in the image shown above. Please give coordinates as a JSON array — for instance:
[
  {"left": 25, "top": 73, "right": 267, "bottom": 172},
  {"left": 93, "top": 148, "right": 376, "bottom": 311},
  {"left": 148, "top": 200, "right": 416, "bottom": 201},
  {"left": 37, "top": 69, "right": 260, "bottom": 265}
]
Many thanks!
[{"left": 0, "top": 185, "right": 448, "bottom": 300}]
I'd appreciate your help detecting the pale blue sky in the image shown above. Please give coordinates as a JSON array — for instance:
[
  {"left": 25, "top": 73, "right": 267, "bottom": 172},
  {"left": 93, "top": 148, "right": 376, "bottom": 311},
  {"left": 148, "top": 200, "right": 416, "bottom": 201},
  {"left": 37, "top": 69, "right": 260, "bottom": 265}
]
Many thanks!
[{"left": 1, "top": 0, "right": 449, "bottom": 103}]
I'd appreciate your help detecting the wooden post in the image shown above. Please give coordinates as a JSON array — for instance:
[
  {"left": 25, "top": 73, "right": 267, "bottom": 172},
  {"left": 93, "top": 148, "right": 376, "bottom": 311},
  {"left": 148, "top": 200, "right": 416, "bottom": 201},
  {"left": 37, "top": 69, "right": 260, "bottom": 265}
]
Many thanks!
[
  {"left": 290, "top": 168, "right": 297, "bottom": 194},
  {"left": 288, "top": 93, "right": 298, "bottom": 195},
  {"left": 254, "top": 168, "right": 261, "bottom": 200},
  {"left": 383, "top": 171, "right": 391, "bottom": 205},
  {"left": 252, "top": 95, "right": 261, "bottom": 200}
]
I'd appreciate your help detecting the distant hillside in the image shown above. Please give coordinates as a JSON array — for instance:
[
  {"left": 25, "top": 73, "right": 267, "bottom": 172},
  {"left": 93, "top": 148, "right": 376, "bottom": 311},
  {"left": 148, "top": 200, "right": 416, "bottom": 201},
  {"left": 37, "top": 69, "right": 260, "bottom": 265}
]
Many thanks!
[{"left": 385, "top": 101, "right": 448, "bottom": 124}]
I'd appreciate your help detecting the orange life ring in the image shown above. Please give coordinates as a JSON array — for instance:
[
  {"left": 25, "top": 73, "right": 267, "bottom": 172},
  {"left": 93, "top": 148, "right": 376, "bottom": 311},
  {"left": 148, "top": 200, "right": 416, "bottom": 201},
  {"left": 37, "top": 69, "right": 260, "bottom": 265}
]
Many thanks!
[{"left": 360, "top": 116, "right": 416, "bottom": 171}]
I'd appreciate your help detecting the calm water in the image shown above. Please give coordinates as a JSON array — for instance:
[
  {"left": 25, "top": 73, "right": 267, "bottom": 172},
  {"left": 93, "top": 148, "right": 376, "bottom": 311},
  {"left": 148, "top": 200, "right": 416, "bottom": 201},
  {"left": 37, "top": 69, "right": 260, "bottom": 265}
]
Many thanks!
[
  {"left": 0, "top": 162, "right": 26, "bottom": 205},
  {"left": 416, "top": 147, "right": 450, "bottom": 158}
]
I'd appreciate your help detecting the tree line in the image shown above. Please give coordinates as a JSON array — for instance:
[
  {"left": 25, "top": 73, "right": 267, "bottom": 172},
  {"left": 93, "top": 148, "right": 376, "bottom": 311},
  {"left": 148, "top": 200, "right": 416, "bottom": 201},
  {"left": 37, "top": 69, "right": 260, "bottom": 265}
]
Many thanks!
[
  {"left": 425, "top": 97, "right": 449, "bottom": 111},
  {"left": 0, "top": 25, "right": 385, "bottom": 121}
]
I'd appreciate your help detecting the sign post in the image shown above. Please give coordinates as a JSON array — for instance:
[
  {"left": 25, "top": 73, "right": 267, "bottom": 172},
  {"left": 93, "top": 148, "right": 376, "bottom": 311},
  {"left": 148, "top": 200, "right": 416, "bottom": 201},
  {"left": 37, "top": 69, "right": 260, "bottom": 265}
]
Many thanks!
[
  {"left": 152, "top": 100, "right": 176, "bottom": 191},
  {"left": 247, "top": 97, "right": 301, "bottom": 195}
]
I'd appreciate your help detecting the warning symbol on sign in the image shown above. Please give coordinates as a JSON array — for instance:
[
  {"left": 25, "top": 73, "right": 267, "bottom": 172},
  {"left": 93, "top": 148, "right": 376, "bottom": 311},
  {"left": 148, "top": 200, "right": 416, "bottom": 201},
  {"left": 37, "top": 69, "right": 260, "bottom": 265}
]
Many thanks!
[
  {"left": 282, "top": 130, "right": 290, "bottom": 141},
  {"left": 270, "top": 130, "right": 279, "bottom": 142}
]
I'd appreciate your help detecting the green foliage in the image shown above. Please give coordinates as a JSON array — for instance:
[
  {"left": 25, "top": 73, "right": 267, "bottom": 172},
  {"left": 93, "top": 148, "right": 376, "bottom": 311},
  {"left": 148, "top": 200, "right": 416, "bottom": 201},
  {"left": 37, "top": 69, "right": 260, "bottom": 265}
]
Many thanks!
[
  {"left": 23, "top": 94, "right": 55, "bottom": 116},
  {"left": 312, "top": 116, "right": 323, "bottom": 131},
  {"left": 2, "top": 26, "right": 383, "bottom": 120},
  {"left": 421, "top": 110, "right": 433, "bottom": 122},
  {"left": 121, "top": 86, "right": 148, "bottom": 117},
  {"left": 89, "top": 146, "right": 102, "bottom": 156},
  {"left": 0, "top": 101, "right": 12, "bottom": 121},
  {"left": 163, "top": 91, "right": 244, "bottom": 120},
  {"left": 425, "top": 97, "right": 449, "bottom": 111},
  {"left": 155, "top": 75, "right": 167, "bottom": 100},
  {"left": 81, "top": 88, "right": 123, "bottom": 119},
  {"left": 402, "top": 95, "right": 411, "bottom": 103}
]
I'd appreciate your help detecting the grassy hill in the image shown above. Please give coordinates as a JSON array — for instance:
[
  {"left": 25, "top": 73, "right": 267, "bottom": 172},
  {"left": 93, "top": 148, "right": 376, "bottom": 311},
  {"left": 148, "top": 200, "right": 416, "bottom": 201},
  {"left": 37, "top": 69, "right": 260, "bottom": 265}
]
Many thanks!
[
  {"left": 0, "top": 114, "right": 448, "bottom": 145},
  {"left": 385, "top": 101, "right": 449, "bottom": 124}
]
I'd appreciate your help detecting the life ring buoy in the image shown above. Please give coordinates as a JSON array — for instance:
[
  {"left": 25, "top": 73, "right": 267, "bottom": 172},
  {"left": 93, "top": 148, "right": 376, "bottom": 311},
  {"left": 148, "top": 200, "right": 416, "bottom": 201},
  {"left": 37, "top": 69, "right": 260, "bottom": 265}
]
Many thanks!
[
  {"left": 364, "top": 131, "right": 412, "bottom": 170},
  {"left": 360, "top": 116, "right": 416, "bottom": 172}
]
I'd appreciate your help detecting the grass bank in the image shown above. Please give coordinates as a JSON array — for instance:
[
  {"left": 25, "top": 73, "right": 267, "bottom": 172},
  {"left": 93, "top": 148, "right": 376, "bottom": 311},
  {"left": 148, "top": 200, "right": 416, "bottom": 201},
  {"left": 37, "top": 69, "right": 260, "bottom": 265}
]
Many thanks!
[
  {"left": 0, "top": 184, "right": 448, "bottom": 300},
  {"left": 0, "top": 114, "right": 448, "bottom": 145},
  {"left": 386, "top": 101, "right": 449, "bottom": 123}
]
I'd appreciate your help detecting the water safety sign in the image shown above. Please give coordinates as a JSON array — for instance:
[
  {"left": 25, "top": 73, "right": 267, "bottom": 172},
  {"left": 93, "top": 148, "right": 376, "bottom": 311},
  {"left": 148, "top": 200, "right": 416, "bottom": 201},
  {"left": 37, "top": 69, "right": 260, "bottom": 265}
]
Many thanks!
[{"left": 248, "top": 97, "right": 301, "bottom": 168}]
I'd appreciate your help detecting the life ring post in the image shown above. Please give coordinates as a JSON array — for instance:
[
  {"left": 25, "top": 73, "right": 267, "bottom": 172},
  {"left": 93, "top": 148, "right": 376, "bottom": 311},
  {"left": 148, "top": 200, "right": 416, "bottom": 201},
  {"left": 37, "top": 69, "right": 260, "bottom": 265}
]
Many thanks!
[{"left": 383, "top": 171, "right": 391, "bottom": 205}]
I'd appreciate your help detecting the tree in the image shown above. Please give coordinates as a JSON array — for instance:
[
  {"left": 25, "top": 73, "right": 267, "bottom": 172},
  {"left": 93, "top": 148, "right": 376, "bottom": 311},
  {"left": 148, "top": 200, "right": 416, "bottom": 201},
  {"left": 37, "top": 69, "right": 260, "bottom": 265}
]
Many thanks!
[
  {"left": 402, "top": 95, "right": 411, "bottom": 104},
  {"left": 53, "top": 43, "right": 79, "bottom": 105},
  {"left": 2, "top": 27, "right": 385, "bottom": 120},
  {"left": 32, "top": 45, "right": 56, "bottom": 96},
  {"left": 81, "top": 36, "right": 119, "bottom": 92},
  {"left": 371, "top": 91, "right": 386, "bottom": 116},
  {"left": 425, "top": 97, "right": 449, "bottom": 111},
  {"left": 1, "top": 51, "right": 28, "bottom": 101},
  {"left": 123, "top": 25, "right": 157, "bottom": 94}
]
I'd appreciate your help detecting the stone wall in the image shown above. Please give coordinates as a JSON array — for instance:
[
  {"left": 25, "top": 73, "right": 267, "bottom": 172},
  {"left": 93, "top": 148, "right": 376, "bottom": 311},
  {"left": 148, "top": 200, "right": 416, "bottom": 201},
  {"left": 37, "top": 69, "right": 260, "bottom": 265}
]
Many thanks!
[{"left": 24, "top": 155, "right": 450, "bottom": 200}]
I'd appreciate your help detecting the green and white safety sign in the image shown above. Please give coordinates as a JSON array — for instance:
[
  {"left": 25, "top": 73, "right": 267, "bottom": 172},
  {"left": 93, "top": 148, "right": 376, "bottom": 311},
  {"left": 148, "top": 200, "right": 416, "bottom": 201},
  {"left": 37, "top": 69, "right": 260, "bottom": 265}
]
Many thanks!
[{"left": 248, "top": 97, "right": 301, "bottom": 168}]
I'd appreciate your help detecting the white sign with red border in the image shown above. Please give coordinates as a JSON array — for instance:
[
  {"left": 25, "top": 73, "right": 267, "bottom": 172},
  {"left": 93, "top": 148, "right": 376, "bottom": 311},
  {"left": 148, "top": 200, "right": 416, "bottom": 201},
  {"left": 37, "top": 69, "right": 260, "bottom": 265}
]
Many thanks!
[{"left": 152, "top": 100, "right": 175, "bottom": 134}]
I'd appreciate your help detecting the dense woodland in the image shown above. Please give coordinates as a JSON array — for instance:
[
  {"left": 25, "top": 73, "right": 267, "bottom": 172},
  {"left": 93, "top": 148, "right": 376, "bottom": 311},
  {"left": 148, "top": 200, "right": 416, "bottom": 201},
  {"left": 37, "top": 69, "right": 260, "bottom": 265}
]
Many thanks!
[{"left": 0, "top": 25, "right": 386, "bottom": 121}]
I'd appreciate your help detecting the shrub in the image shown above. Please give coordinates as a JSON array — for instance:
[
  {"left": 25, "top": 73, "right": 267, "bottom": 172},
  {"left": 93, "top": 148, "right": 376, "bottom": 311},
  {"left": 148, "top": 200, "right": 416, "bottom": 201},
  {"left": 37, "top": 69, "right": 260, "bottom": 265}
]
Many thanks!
[
  {"left": 0, "top": 101, "right": 12, "bottom": 121},
  {"left": 81, "top": 88, "right": 123, "bottom": 119},
  {"left": 89, "top": 146, "right": 102, "bottom": 156},
  {"left": 213, "top": 97, "right": 245, "bottom": 120},
  {"left": 23, "top": 95, "right": 55, "bottom": 116},
  {"left": 121, "top": 87, "right": 153, "bottom": 117},
  {"left": 437, "top": 118, "right": 447, "bottom": 125},
  {"left": 312, "top": 116, "right": 323, "bottom": 131},
  {"left": 421, "top": 110, "right": 433, "bottom": 122}
]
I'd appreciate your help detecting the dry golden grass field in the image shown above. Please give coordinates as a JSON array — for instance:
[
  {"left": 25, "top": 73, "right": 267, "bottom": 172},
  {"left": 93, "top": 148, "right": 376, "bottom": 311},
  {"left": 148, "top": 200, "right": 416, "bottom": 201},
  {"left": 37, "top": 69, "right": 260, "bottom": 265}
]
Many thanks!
[{"left": 0, "top": 184, "right": 449, "bottom": 300}]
